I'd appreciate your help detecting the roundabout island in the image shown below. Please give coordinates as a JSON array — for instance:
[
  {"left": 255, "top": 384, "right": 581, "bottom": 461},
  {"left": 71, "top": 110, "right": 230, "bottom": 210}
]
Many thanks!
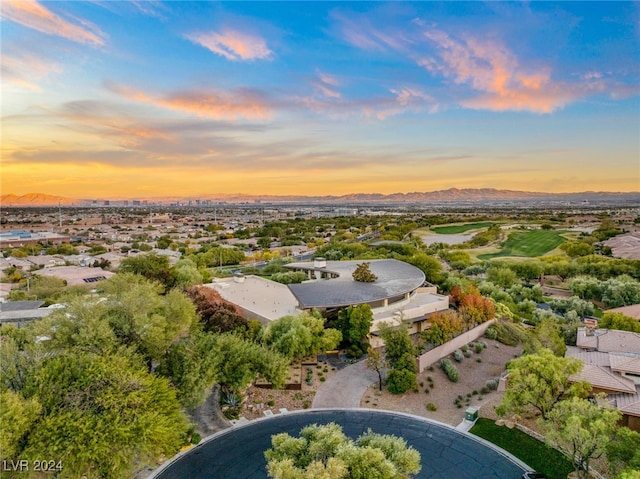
[{"left": 149, "top": 409, "right": 528, "bottom": 479}]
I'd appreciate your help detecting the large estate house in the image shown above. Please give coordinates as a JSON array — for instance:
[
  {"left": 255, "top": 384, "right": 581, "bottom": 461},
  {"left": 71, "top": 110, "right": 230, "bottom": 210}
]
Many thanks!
[
  {"left": 207, "top": 258, "right": 449, "bottom": 343},
  {"left": 567, "top": 327, "right": 640, "bottom": 431}
]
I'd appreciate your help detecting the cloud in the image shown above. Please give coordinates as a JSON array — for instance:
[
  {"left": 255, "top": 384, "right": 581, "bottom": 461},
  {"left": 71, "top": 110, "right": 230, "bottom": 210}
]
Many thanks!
[
  {"left": 1, "top": 0, "right": 106, "bottom": 46},
  {"left": 419, "top": 29, "right": 597, "bottom": 113},
  {"left": 106, "top": 82, "right": 272, "bottom": 120},
  {"left": 1, "top": 51, "right": 60, "bottom": 91},
  {"left": 186, "top": 29, "right": 273, "bottom": 61},
  {"left": 311, "top": 71, "right": 341, "bottom": 99}
]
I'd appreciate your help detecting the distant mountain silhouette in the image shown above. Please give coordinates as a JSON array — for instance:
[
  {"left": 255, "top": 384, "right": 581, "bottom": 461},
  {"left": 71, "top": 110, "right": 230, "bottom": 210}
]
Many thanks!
[{"left": 2, "top": 189, "right": 638, "bottom": 206}]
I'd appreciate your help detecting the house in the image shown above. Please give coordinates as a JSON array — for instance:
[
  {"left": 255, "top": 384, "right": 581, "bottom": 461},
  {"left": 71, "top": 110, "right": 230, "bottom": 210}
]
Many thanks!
[
  {"left": 34, "top": 266, "right": 115, "bottom": 287},
  {"left": 567, "top": 327, "right": 640, "bottom": 431},
  {"left": 606, "top": 304, "right": 640, "bottom": 321}
]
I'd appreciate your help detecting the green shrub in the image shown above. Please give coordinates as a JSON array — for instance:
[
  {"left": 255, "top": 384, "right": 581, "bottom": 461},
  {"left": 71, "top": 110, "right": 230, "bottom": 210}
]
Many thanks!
[
  {"left": 347, "top": 344, "right": 363, "bottom": 358},
  {"left": 387, "top": 368, "right": 417, "bottom": 394},
  {"left": 453, "top": 349, "right": 464, "bottom": 362},
  {"left": 485, "top": 378, "right": 499, "bottom": 391},
  {"left": 464, "top": 349, "right": 473, "bottom": 358},
  {"left": 302, "top": 400, "right": 311, "bottom": 409},
  {"left": 440, "top": 358, "right": 459, "bottom": 382},
  {"left": 426, "top": 402, "right": 437, "bottom": 411},
  {"left": 485, "top": 327, "right": 498, "bottom": 340},
  {"left": 475, "top": 342, "right": 486, "bottom": 353}
]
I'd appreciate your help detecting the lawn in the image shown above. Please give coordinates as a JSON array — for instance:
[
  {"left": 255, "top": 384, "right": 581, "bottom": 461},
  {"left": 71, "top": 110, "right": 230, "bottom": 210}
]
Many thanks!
[
  {"left": 470, "top": 418, "right": 574, "bottom": 479},
  {"left": 431, "top": 222, "right": 495, "bottom": 234},
  {"left": 477, "top": 230, "right": 568, "bottom": 260}
]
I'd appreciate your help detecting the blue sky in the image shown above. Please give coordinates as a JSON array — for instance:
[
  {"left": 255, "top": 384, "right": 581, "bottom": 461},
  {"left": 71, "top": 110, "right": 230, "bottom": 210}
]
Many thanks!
[{"left": 2, "top": 1, "right": 639, "bottom": 198}]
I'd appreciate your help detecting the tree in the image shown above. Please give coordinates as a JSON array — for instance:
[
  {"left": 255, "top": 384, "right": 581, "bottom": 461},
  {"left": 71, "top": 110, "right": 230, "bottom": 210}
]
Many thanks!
[
  {"left": 352, "top": 262, "right": 378, "bottom": 283},
  {"left": 171, "top": 258, "right": 204, "bottom": 288},
  {"left": 160, "top": 332, "right": 289, "bottom": 404},
  {"left": 497, "top": 348, "right": 591, "bottom": 419},
  {"left": 606, "top": 427, "right": 640, "bottom": 476},
  {"left": 599, "top": 312, "right": 640, "bottom": 333},
  {"left": 486, "top": 266, "right": 519, "bottom": 289},
  {"left": 379, "top": 323, "right": 415, "bottom": 368},
  {"left": 119, "top": 253, "right": 174, "bottom": 290},
  {"left": 338, "top": 304, "right": 373, "bottom": 347},
  {"left": 525, "top": 318, "right": 567, "bottom": 357},
  {"left": 541, "top": 397, "right": 620, "bottom": 478},
  {"left": 406, "top": 253, "right": 442, "bottom": 283},
  {"left": 366, "top": 347, "right": 387, "bottom": 391},
  {"left": 263, "top": 312, "right": 341, "bottom": 360},
  {"left": 264, "top": 422, "right": 421, "bottom": 479},
  {"left": 186, "top": 285, "right": 247, "bottom": 334},
  {"left": 19, "top": 352, "right": 191, "bottom": 479},
  {"left": 0, "top": 390, "right": 41, "bottom": 460}
]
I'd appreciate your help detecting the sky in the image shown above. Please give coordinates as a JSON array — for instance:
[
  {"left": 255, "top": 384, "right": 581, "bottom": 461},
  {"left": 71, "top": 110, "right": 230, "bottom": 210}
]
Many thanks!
[{"left": 1, "top": 1, "right": 639, "bottom": 199}]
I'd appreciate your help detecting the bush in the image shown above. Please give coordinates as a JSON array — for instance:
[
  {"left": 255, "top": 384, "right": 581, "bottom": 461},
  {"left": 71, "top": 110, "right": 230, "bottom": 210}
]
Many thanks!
[
  {"left": 440, "top": 358, "right": 459, "bottom": 382},
  {"left": 485, "top": 327, "right": 498, "bottom": 340},
  {"left": 426, "top": 402, "right": 437, "bottom": 411},
  {"left": 302, "top": 400, "right": 311, "bottom": 409},
  {"left": 485, "top": 378, "right": 499, "bottom": 391},
  {"left": 453, "top": 349, "right": 464, "bottom": 362},
  {"left": 464, "top": 349, "right": 473, "bottom": 358},
  {"left": 346, "top": 344, "right": 363, "bottom": 358},
  {"left": 474, "top": 342, "right": 486, "bottom": 353},
  {"left": 387, "top": 368, "right": 417, "bottom": 394},
  {"left": 461, "top": 345, "right": 469, "bottom": 353}
]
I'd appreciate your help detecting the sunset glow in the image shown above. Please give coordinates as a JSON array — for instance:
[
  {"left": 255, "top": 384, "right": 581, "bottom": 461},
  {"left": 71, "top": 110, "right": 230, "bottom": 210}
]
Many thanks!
[{"left": 2, "top": 1, "right": 639, "bottom": 199}]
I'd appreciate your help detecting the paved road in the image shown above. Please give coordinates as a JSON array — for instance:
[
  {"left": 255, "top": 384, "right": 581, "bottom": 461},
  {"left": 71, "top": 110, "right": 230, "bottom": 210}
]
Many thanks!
[
  {"left": 149, "top": 409, "right": 528, "bottom": 479},
  {"left": 312, "top": 359, "right": 378, "bottom": 408}
]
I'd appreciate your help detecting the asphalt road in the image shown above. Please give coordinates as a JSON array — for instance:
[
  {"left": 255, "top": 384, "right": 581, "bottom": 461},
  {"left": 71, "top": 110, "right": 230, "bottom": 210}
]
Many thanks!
[{"left": 149, "top": 409, "right": 528, "bottom": 479}]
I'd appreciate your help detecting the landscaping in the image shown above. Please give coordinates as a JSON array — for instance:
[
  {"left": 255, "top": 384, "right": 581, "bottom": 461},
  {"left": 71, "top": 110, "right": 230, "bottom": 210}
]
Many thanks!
[
  {"left": 431, "top": 222, "right": 495, "bottom": 234},
  {"left": 470, "top": 418, "right": 574, "bottom": 479},
  {"left": 477, "top": 229, "right": 569, "bottom": 259}
]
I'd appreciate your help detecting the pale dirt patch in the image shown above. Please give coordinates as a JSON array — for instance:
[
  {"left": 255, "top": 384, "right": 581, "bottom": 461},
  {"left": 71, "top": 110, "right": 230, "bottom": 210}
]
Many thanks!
[
  {"left": 242, "top": 359, "right": 338, "bottom": 419},
  {"left": 360, "top": 339, "right": 523, "bottom": 426}
]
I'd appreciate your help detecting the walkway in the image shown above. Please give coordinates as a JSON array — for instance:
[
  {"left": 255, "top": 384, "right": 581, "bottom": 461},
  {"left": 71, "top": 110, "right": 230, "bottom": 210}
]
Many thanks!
[{"left": 312, "top": 359, "right": 378, "bottom": 408}]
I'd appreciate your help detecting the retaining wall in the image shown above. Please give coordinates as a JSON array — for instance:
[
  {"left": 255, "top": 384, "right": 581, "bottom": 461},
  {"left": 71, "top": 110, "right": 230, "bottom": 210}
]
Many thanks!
[{"left": 416, "top": 319, "right": 496, "bottom": 372}]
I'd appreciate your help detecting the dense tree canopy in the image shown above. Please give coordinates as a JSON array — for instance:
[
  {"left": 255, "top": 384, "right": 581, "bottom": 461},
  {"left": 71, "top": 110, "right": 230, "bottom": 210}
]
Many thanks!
[
  {"left": 541, "top": 397, "right": 620, "bottom": 478},
  {"left": 263, "top": 312, "right": 341, "bottom": 360},
  {"left": 2, "top": 351, "right": 190, "bottom": 479},
  {"left": 186, "top": 285, "right": 248, "bottom": 334},
  {"left": 498, "top": 349, "right": 591, "bottom": 419}
]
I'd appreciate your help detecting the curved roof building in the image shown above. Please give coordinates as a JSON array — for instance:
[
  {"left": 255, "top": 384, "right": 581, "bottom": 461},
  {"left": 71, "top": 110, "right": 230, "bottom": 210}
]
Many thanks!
[{"left": 285, "top": 258, "right": 426, "bottom": 310}]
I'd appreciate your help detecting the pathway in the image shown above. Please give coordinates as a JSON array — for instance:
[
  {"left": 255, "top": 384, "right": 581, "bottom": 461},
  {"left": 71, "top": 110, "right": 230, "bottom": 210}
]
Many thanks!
[{"left": 312, "top": 359, "right": 378, "bottom": 408}]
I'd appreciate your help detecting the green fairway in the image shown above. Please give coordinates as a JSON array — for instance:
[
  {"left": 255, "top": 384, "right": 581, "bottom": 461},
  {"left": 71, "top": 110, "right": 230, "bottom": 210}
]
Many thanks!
[
  {"left": 470, "top": 418, "right": 574, "bottom": 479},
  {"left": 477, "top": 229, "right": 567, "bottom": 260},
  {"left": 431, "top": 222, "right": 495, "bottom": 234}
]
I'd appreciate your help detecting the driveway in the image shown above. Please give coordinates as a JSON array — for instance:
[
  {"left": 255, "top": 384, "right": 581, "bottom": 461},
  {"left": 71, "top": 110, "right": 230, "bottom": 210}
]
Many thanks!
[
  {"left": 149, "top": 409, "right": 528, "bottom": 479},
  {"left": 312, "top": 359, "right": 378, "bottom": 408}
]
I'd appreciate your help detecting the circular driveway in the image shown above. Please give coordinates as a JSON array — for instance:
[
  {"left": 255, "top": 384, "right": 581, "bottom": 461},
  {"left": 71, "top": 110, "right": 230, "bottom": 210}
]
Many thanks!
[{"left": 150, "top": 409, "right": 528, "bottom": 479}]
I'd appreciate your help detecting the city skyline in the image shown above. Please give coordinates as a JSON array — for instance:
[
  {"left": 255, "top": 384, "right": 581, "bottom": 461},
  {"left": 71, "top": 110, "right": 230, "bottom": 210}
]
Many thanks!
[{"left": 2, "top": 1, "right": 639, "bottom": 198}]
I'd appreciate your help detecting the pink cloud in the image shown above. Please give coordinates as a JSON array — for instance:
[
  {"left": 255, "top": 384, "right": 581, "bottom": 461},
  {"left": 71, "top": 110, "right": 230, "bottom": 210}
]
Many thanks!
[
  {"left": 186, "top": 29, "right": 273, "bottom": 61},
  {"left": 108, "top": 83, "right": 272, "bottom": 121},
  {"left": 1, "top": 52, "right": 60, "bottom": 91},
  {"left": 419, "top": 29, "right": 597, "bottom": 113},
  {"left": 1, "top": 0, "right": 106, "bottom": 46},
  {"left": 312, "top": 71, "right": 341, "bottom": 99}
]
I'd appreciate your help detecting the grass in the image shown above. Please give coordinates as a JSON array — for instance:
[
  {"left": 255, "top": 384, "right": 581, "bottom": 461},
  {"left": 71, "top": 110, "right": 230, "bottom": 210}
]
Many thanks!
[
  {"left": 431, "top": 222, "right": 495, "bottom": 234},
  {"left": 470, "top": 418, "right": 574, "bottom": 479},
  {"left": 477, "top": 230, "right": 568, "bottom": 259}
]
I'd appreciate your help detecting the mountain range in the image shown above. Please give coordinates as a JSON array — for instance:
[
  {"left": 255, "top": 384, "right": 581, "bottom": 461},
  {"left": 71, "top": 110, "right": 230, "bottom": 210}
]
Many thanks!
[{"left": 2, "top": 189, "right": 639, "bottom": 206}]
